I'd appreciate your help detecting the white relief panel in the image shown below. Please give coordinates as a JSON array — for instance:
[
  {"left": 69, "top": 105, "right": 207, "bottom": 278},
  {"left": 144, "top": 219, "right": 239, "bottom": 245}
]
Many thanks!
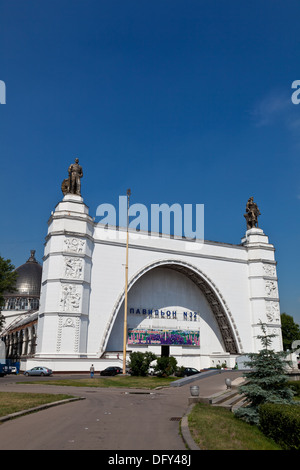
[
  {"left": 63, "top": 317, "right": 76, "bottom": 327},
  {"left": 265, "top": 280, "right": 278, "bottom": 298},
  {"left": 56, "top": 316, "right": 80, "bottom": 353},
  {"left": 64, "top": 256, "right": 83, "bottom": 279},
  {"left": 60, "top": 284, "right": 81, "bottom": 312},
  {"left": 263, "top": 264, "right": 277, "bottom": 278},
  {"left": 265, "top": 301, "right": 280, "bottom": 323},
  {"left": 64, "top": 237, "right": 85, "bottom": 254}
]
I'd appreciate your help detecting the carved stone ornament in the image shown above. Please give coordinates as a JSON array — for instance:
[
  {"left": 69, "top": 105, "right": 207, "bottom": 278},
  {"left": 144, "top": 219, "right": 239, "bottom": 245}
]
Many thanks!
[
  {"left": 56, "top": 316, "right": 80, "bottom": 353},
  {"left": 268, "top": 327, "right": 279, "bottom": 337},
  {"left": 266, "top": 301, "right": 280, "bottom": 323},
  {"left": 60, "top": 284, "right": 81, "bottom": 312},
  {"left": 263, "top": 264, "right": 276, "bottom": 278},
  {"left": 64, "top": 257, "right": 83, "bottom": 279},
  {"left": 265, "top": 280, "right": 278, "bottom": 298},
  {"left": 64, "top": 237, "right": 85, "bottom": 253},
  {"left": 62, "top": 318, "right": 75, "bottom": 328}
]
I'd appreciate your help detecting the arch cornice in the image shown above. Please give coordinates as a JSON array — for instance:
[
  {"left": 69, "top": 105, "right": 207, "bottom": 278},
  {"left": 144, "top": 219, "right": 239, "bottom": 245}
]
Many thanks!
[{"left": 98, "top": 259, "right": 242, "bottom": 355}]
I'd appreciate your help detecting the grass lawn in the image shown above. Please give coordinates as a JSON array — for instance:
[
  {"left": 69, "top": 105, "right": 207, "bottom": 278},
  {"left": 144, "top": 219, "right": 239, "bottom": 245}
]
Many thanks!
[
  {"left": 0, "top": 392, "right": 75, "bottom": 418},
  {"left": 19, "top": 375, "right": 178, "bottom": 389},
  {"left": 188, "top": 402, "right": 282, "bottom": 450}
]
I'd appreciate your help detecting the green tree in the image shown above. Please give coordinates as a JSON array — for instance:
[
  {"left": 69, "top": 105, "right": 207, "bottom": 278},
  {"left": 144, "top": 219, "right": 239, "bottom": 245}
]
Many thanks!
[
  {"left": 128, "top": 351, "right": 156, "bottom": 376},
  {"left": 154, "top": 356, "right": 177, "bottom": 377},
  {"left": 280, "top": 313, "right": 300, "bottom": 351},
  {"left": 0, "top": 256, "right": 17, "bottom": 332},
  {"left": 234, "top": 322, "right": 294, "bottom": 426}
]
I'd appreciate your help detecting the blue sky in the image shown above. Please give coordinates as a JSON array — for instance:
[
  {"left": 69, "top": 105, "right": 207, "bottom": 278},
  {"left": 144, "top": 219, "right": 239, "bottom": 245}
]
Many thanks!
[{"left": 1, "top": 1, "right": 300, "bottom": 325}]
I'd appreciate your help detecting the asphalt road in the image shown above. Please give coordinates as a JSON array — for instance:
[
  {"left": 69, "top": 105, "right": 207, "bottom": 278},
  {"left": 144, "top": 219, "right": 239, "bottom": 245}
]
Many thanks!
[{"left": 0, "top": 370, "right": 243, "bottom": 451}]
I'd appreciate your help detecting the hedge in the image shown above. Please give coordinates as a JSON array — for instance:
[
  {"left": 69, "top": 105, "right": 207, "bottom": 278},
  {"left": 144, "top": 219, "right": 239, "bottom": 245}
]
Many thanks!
[
  {"left": 259, "top": 403, "right": 300, "bottom": 450},
  {"left": 287, "top": 380, "right": 300, "bottom": 398}
]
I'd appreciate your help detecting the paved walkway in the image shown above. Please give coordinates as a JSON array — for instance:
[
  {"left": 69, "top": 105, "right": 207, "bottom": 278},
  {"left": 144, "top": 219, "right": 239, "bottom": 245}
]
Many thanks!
[{"left": 0, "top": 370, "right": 243, "bottom": 450}]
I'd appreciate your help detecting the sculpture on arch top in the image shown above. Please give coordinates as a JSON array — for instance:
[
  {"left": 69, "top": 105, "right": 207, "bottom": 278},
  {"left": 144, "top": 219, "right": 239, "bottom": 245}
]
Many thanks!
[
  {"left": 244, "top": 196, "right": 261, "bottom": 230},
  {"left": 61, "top": 158, "right": 83, "bottom": 196}
]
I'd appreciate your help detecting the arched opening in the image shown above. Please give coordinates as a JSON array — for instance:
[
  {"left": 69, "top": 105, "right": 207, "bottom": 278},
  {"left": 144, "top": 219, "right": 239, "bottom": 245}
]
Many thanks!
[{"left": 100, "top": 260, "right": 241, "bottom": 359}]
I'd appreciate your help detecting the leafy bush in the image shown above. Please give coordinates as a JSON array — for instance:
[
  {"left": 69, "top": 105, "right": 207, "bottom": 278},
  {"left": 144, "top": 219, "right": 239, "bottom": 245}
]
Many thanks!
[
  {"left": 128, "top": 351, "right": 156, "bottom": 376},
  {"left": 216, "top": 362, "right": 227, "bottom": 369},
  {"left": 259, "top": 403, "right": 300, "bottom": 450},
  {"left": 287, "top": 380, "right": 300, "bottom": 398},
  {"left": 154, "top": 356, "right": 177, "bottom": 376},
  {"left": 175, "top": 366, "right": 186, "bottom": 377}
]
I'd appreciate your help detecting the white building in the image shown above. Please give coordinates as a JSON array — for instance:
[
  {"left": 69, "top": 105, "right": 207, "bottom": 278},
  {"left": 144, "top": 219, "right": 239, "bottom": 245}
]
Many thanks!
[
  {"left": 1, "top": 251, "right": 41, "bottom": 362},
  {"left": 13, "top": 181, "right": 280, "bottom": 373},
  {"left": 1, "top": 165, "right": 283, "bottom": 373}
]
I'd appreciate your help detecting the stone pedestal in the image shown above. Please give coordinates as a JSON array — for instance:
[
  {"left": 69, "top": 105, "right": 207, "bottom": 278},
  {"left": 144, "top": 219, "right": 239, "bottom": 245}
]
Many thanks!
[
  {"left": 35, "top": 194, "right": 94, "bottom": 358},
  {"left": 241, "top": 228, "right": 282, "bottom": 352}
]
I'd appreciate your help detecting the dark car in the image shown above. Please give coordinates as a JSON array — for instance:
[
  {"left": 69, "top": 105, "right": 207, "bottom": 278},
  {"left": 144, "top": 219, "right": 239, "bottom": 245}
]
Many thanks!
[
  {"left": 100, "top": 366, "right": 122, "bottom": 376},
  {"left": 176, "top": 367, "right": 200, "bottom": 377}
]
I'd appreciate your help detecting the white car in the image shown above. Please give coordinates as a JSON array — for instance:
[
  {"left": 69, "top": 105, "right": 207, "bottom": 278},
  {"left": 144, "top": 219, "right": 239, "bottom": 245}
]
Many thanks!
[{"left": 148, "top": 360, "right": 157, "bottom": 376}]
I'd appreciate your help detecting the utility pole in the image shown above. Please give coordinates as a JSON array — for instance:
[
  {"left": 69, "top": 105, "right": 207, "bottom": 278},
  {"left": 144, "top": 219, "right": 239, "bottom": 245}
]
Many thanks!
[{"left": 122, "top": 189, "right": 131, "bottom": 374}]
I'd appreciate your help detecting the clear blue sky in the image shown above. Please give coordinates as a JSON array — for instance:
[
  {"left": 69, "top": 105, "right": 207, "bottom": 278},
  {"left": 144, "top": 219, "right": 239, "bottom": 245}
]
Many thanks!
[{"left": 1, "top": 1, "right": 300, "bottom": 325}]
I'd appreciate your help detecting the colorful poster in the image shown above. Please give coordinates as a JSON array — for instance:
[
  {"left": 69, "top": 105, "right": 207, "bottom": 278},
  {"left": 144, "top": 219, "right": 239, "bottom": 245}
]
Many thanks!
[{"left": 128, "top": 328, "right": 200, "bottom": 346}]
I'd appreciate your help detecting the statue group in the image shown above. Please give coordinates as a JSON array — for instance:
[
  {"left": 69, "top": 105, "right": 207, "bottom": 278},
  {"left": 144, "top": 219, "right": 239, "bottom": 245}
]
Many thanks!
[
  {"left": 244, "top": 197, "right": 261, "bottom": 229},
  {"left": 61, "top": 158, "right": 83, "bottom": 196}
]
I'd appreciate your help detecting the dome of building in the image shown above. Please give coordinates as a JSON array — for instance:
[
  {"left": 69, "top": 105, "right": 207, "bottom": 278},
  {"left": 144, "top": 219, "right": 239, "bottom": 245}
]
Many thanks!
[
  {"left": 14, "top": 250, "right": 42, "bottom": 297},
  {"left": 3, "top": 250, "right": 42, "bottom": 312}
]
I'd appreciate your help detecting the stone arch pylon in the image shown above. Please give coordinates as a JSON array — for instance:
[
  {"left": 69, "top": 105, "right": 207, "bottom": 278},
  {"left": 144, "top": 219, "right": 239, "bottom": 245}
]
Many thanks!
[{"left": 98, "top": 259, "right": 242, "bottom": 355}]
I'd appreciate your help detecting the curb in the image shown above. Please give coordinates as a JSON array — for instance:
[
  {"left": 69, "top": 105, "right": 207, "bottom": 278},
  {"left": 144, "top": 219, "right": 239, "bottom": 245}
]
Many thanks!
[
  {"left": 180, "top": 404, "right": 200, "bottom": 451},
  {"left": 170, "top": 369, "right": 238, "bottom": 387},
  {"left": 0, "top": 397, "right": 85, "bottom": 423}
]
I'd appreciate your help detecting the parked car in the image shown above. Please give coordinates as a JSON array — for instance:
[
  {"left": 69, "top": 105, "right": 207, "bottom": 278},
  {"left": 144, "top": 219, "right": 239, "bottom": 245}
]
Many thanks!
[
  {"left": 100, "top": 366, "right": 122, "bottom": 376},
  {"left": 24, "top": 367, "right": 53, "bottom": 376},
  {"left": 175, "top": 367, "right": 200, "bottom": 377},
  {"left": 148, "top": 360, "right": 157, "bottom": 376},
  {"left": 0, "top": 363, "right": 11, "bottom": 377},
  {"left": 11, "top": 366, "right": 17, "bottom": 374},
  {"left": 148, "top": 365, "right": 156, "bottom": 376}
]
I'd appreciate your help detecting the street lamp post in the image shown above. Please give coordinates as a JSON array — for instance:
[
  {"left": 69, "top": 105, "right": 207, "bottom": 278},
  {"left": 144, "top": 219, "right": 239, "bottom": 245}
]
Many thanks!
[{"left": 122, "top": 189, "right": 131, "bottom": 375}]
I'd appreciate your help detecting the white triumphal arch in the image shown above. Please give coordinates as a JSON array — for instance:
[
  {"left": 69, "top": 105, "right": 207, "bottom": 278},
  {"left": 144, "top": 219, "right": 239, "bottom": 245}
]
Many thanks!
[{"left": 18, "top": 162, "right": 282, "bottom": 372}]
